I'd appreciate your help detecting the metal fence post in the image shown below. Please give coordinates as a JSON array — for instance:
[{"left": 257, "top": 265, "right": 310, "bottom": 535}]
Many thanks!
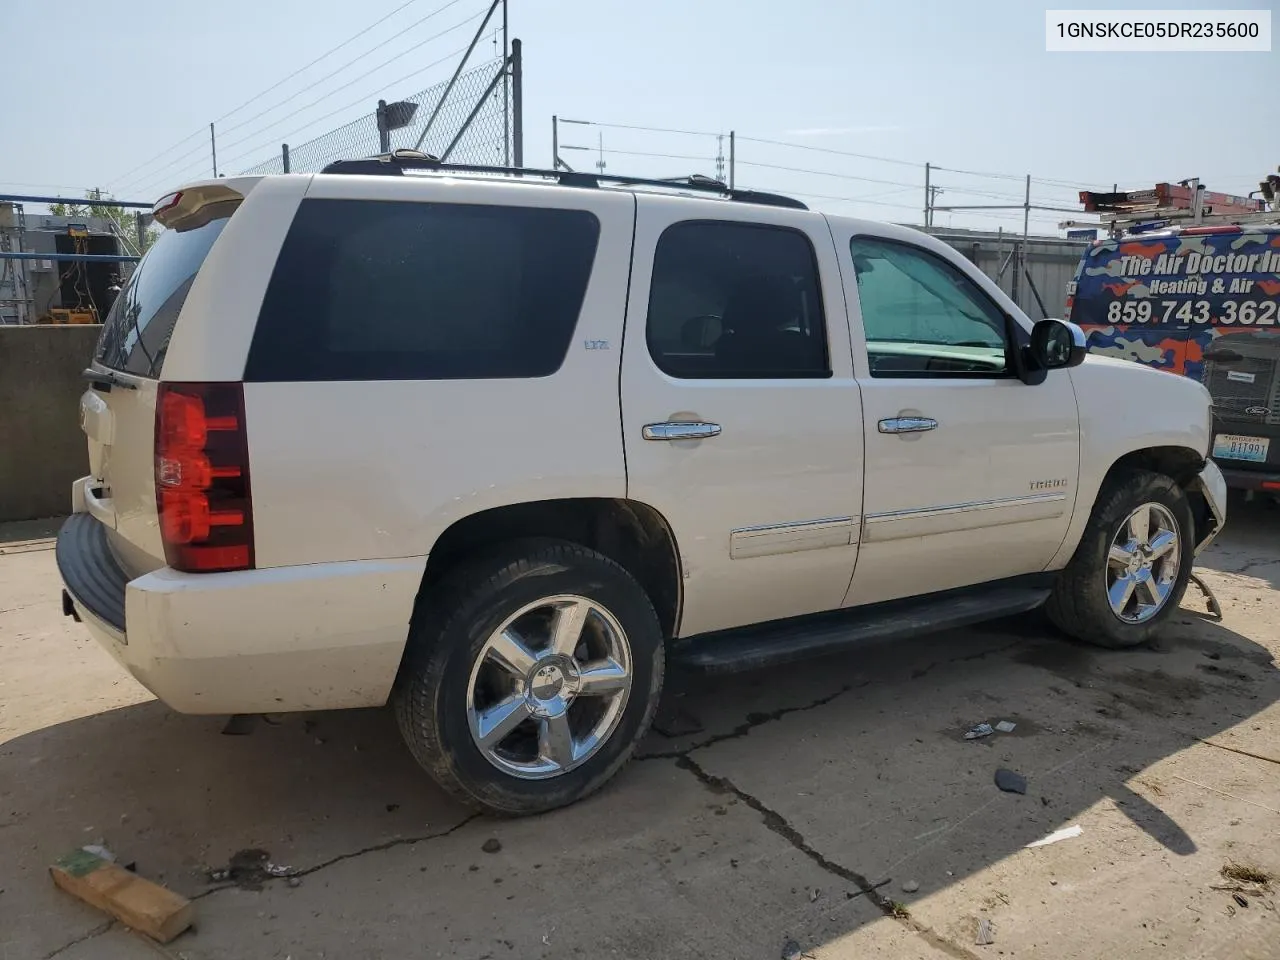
[
  {"left": 511, "top": 39, "right": 523, "bottom": 167},
  {"left": 282, "top": 144, "right": 290, "bottom": 173},
  {"left": 502, "top": 0, "right": 510, "bottom": 167},
  {"left": 377, "top": 100, "right": 390, "bottom": 153}
]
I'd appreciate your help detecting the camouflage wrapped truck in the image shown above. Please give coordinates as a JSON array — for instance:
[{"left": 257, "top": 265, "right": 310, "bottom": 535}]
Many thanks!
[{"left": 1066, "top": 180, "right": 1280, "bottom": 492}]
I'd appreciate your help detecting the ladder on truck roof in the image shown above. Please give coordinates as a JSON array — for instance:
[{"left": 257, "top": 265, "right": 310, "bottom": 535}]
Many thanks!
[{"left": 1060, "top": 176, "right": 1280, "bottom": 237}]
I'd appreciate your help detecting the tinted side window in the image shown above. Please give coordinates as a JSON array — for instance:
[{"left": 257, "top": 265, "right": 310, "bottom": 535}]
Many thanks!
[
  {"left": 245, "top": 200, "right": 600, "bottom": 381},
  {"left": 647, "top": 220, "right": 830, "bottom": 379},
  {"left": 849, "top": 236, "right": 1010, "bottom": 378},
  {"left": 96, "top": 203, "right": 235, "bottom": 377}
]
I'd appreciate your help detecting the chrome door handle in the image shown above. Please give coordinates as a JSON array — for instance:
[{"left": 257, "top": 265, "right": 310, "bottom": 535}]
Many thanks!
[
  {"left": 642, "top": 421, "right": 722, "bottom": 441},
  {"left": 878, "top": 417, "right": 937, "bottom": 434}
]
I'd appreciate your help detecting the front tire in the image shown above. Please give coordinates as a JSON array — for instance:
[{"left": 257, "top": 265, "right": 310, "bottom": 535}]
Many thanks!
[
  {"left": 394, "top": 539, "right": 665, "bottom": 816},
  {"left": 1047, "top": 469, "right": 1194, "bottom": 649}
]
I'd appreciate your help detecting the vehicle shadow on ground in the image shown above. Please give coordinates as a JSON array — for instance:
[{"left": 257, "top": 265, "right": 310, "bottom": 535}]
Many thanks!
[{"left": 4, "top": 587, "right": 1277, "bottom": 959}]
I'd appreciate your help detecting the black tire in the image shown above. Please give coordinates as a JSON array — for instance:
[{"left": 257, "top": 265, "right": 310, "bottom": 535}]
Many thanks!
[
  {"left": 1047, "top": 469, "right": 1195, "bottom": 649},
  {"left": 393, "top": 538, "right": 665, "bottom": 816}
]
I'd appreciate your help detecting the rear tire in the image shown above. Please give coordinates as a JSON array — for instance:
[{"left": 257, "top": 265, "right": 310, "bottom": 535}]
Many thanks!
[
  {"left": 1047, "top": 469, "right": 1194, "bottom": 649},
  {"left": 394, "top": 539, "right": 665, "bottom": 816}
]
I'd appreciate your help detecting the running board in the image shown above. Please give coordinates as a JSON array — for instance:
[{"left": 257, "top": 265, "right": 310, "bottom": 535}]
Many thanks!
[{"left": 671, "top": 580, "right": 1052, "bottom": 674}]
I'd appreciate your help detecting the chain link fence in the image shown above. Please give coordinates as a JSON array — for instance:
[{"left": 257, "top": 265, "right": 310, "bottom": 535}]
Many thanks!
[{"left": 240, "top": 56, "right": 512, "bottom": 176}]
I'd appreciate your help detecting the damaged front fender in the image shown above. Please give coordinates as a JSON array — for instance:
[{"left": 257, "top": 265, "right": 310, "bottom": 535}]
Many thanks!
[{"left": 1189, "top": 459, "right": 1227, "bottom": 556}]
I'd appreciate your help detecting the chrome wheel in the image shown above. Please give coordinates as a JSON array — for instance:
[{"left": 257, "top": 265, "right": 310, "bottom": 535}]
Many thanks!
[
  {"left": 466, "top": 595, "right": 633, "bottom": 780},
  {"left": 1105, "top": 502, "right": 1181, "bottom": 624}
]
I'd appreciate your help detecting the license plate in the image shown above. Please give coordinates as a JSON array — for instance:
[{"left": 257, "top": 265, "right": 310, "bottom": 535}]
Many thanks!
[{"left": 1213, "top": 434, "right": 1270, "bottom": 462}]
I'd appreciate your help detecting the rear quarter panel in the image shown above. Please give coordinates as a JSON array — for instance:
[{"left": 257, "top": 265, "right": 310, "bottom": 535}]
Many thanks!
[{"left": 242, "top": 176, "right": 638, "bottom": 567}]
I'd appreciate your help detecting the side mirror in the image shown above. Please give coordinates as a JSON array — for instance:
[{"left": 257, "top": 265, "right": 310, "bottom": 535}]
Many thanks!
[{"left": 1030, "top": 318, "right": 1087, "bottom": 371}]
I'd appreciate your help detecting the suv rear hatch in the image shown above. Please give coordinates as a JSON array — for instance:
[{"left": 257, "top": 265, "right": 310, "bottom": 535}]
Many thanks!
[{"left": 80, "top": 185, "right": 244, "bottom": 577}]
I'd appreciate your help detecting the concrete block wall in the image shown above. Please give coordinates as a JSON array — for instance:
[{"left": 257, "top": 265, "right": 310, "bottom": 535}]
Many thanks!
[{"left": 0, "top": 326, "right": 102, "bottom": 522}]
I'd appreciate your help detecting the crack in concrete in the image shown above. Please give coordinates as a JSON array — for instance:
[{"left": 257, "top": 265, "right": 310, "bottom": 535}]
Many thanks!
[
  {"left": 191, "top": 812, "right": 484, "bottom": 901},
  {"left": 40, "top": 920, "right": 114, "bottom": 959},
  {"left": 1214, "top": 556, "right": 1280, "bottom": 577},
  {"left": 909, "top": 638, "right": 1026, "bottom": 682},
  {"left": 643, "top": 682, "right": 863, "bottom": 759},
  {"left": 675, "top": 754, "right": 981, "bottom": 960}
]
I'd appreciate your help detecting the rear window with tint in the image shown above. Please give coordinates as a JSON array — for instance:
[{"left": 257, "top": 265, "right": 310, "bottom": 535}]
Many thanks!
[
  {"left": 244, "top": 199, "right": 601, "bottom": 382},
  {"left": 96, "top": 203, "right": 235, "bottom": 377}
]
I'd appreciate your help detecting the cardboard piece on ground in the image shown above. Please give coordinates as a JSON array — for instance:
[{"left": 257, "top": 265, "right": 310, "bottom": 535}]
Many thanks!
[{"left": 49, "top": 848, "right": 193, "bottom": 944}]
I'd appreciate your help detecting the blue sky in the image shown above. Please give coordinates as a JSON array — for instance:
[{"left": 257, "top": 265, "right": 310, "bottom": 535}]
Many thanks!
[{"left": 1, "top": 0, "right": 1275, "bottom": 232}]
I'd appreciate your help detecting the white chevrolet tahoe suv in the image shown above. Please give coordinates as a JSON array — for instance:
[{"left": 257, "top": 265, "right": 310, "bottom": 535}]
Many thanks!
[{"left": 58, "top": 152, "right": 1226, "bottom": 816}]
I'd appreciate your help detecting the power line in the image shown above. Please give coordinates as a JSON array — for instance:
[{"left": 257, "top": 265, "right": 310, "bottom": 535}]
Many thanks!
[
  {"left": 560, "top": 119, "right": 719, "bottom": 138},
  {"left": 739, "top": 186, "right": 920, "bottom": 211},
  {"left": 735, "top": 134, "right": 922, "bottom": 169},
  {"left": 214, "top": 0, "right": 475, "bottom": 140},
  {"left": 213, "top": 42, "right": 478, "bottom": 175},
  {"left": 211, "top": 10, "right": 485, "bottom": 162},
  {"left": 594, "top": 147, "right": 715, "bottom": 163},
  {"left": 102, "top": 127, "right": 208, "bottom": 191},
  {"left": 113, "top": 137, "right": 222, "bottom": 198},
  {"left": 736, "top": 159, "right": 919, "bottom": 190},
  {"left": 212, "top": 0, "right": 437, "bottom": 124},
  {"left": 108, "top": 0, "right": 464, "bottom": 192}
]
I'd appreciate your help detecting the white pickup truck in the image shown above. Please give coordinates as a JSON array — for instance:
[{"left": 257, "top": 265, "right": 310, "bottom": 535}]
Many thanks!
[{"left": 57, "top": 154, "right": 1226, "bottom": 815}]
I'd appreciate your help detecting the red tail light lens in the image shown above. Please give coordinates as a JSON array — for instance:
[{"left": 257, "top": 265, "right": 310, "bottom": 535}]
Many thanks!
[{"left": 155, "top": 383, "right": 254, "bottom": 572}]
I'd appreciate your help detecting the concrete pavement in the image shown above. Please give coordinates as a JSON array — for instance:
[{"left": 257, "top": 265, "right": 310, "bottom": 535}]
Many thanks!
[{"left": 2, "top": 503, "right": 1278, "bottom": 959}]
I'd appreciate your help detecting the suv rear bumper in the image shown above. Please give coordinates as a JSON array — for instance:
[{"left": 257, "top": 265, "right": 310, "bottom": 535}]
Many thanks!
[{"left": 56, "top": 512, "right": 426, "bottom": 714}]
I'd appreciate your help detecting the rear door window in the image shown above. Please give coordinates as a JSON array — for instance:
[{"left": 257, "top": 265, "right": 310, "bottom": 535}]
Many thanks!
[
  {"left": 244, "top": 199, "right": 601, "bottom": 381},
  {"left": 645, "top": 220, "right": 829, "bottom": 379},
  {"left": 95, "top": 202, "right": 236, "bottom": 377}
]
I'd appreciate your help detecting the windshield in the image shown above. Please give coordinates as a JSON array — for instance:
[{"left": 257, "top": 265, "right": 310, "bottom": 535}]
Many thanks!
[{"left": 95, "top": 203, "right": 235, "bottom": 377}]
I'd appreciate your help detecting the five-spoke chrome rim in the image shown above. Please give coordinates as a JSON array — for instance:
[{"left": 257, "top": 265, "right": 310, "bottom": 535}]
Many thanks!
[
  {"left": 1106, "top": 502, "right": 1181, "bottom": 624},
  {"left": 466, "top": 595, "right": 633, "bottom": 780}
]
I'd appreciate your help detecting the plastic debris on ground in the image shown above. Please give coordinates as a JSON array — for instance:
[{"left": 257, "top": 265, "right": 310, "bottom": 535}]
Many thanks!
[
  {"left": 1026, "top": 825, "right": 1083, "bottom": 848},
  {"left": 976, "top": 918, "right": 996, "bottom": 945},
  {"left": 995, "top": 720, "right": 1017, "bottom": 733},
  {"left": 964, "top": 723, "right": 994, "bottom": 740},
  {"left": 994, "top": 768, "right": 1028, "bottom": 794}
]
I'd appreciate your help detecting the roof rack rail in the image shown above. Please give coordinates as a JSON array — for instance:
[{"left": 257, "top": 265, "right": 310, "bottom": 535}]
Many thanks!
[{"left": 319, "top": 150, "right": 808, "bottom": 210}]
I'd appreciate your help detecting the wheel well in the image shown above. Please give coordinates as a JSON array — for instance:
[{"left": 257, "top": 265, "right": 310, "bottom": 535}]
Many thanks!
[
  {"left": 1103, "top": 445, "right": 1214, "bottom": 546},
  {"left": 419, "top": 498, "right": 682, "bottom": 639},
  {"left": 1107, "top": 446, "right": 1205, "bottom": 487}
]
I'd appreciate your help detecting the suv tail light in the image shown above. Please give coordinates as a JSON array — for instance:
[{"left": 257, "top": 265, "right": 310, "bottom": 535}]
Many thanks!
[{"left": 155, "top": 383, "right": 254, "bottom": 572}]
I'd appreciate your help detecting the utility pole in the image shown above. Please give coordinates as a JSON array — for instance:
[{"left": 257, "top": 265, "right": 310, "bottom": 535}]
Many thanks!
[
  {"left": 552, "top": 115, "right": 560, "bottom": 169},
  {"left": 595, "top": 132, "right": 606, "bottom": 174},
  {"left": 924, "top": 162, "right": 931, "bottom": 226},
  {"left": 729, "top": 130, "right": 735, "bottom": 189},
  {"left": 715, "top": 134, "right": 724, "bottom": 182},
  {"left": 209, "top": 123, "right": 218, "bottom": 178}
]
